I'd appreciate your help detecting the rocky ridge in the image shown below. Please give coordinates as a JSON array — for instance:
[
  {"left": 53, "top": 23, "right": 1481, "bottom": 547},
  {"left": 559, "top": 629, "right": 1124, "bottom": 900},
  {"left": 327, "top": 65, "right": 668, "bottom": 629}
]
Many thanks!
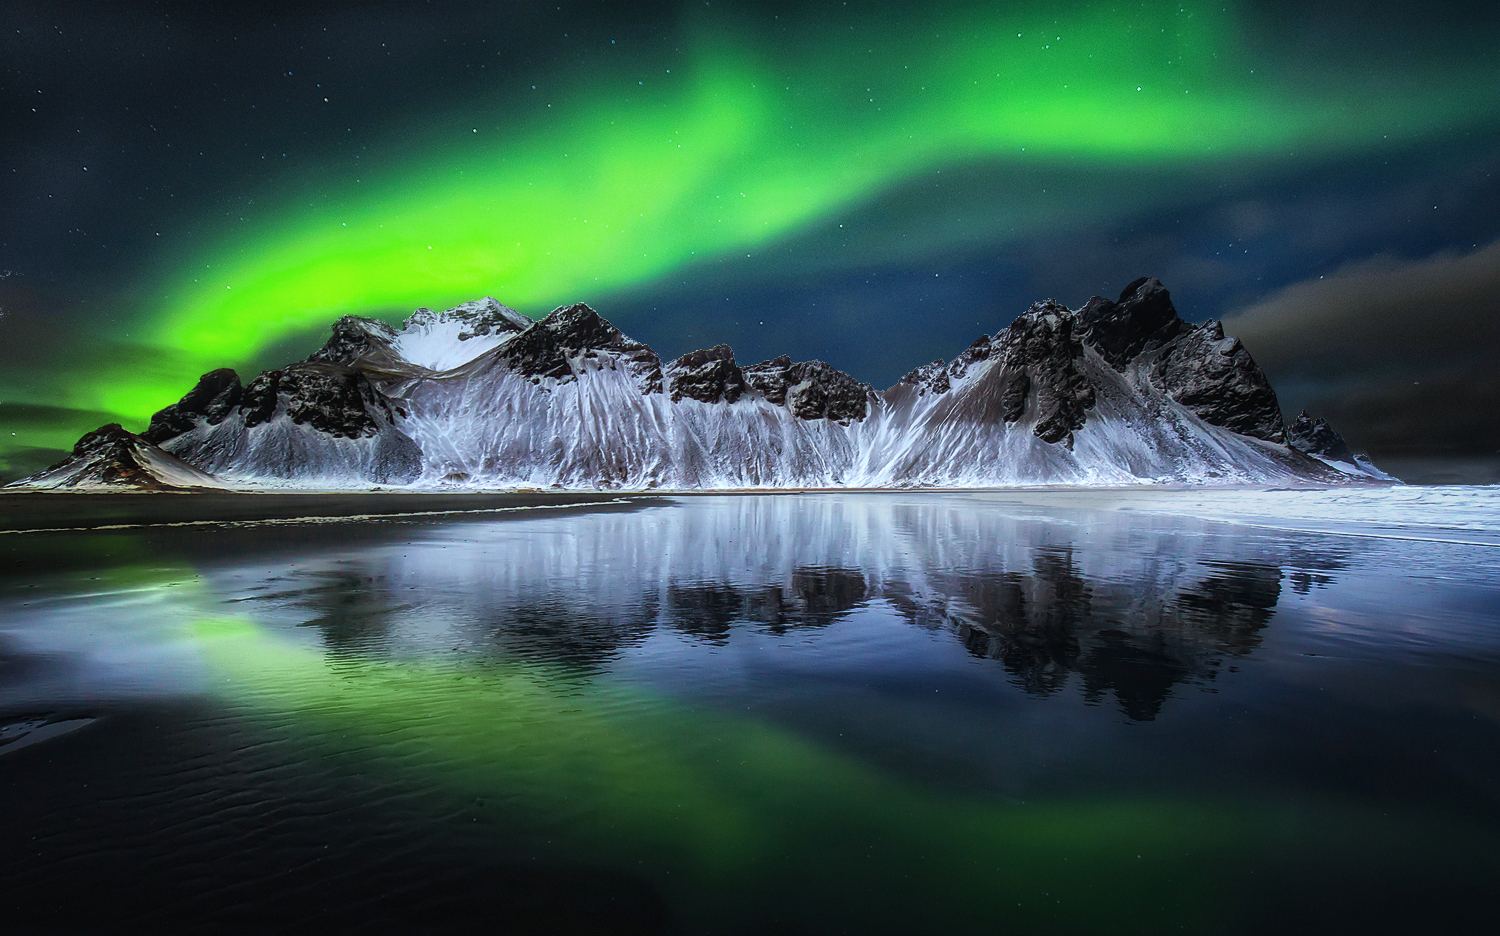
[{"left": 15, "top": 278, "right": 1387, "bottom": 490}]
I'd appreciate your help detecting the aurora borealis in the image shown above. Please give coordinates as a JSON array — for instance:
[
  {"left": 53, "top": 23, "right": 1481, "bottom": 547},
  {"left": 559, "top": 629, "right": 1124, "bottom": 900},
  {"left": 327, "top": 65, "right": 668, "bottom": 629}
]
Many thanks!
[{"left": 3, "top": 1, "right": 1499, "bottom": 479}]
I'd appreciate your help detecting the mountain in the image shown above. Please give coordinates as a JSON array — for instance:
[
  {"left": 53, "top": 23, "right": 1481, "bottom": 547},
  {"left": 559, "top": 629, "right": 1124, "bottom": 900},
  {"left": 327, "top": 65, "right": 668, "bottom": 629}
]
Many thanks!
[
  {"left": 1286, "top": 410, "right": 1394, "bottom": 480},
  {"left": 15, "top": 278, "right": 1389, "bottom": 490},
  {"left": 18, "top": 423, "right": 225, "bottom": 491}
]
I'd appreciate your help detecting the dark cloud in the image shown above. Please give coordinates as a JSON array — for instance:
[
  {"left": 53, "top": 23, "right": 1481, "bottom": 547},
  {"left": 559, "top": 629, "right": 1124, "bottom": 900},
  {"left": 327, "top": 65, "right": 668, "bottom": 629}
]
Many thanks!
[
  {"left": 1309, "top": 372, "right": 1500, "bottom": 457},
  {"left": 1222, "top": 240, "right": 1500, "bottom": 466},
  {"left": 1223, "top": 240, "right": 1500, "bottom": 380},
  {"left": 0, "top": 401, "right": 116, "bottom": 428},
  {"left": 0, "top": 445, "right": 67, "bottom": 484}
]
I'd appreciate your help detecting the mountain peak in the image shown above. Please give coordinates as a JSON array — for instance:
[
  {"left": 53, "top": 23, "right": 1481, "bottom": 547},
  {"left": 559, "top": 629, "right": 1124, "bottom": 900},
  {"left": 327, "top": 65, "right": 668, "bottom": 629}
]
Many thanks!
[
  {"left": 1288, "top": 410, "right": 1356, "bottom": 463},
  {"left": 142, "top": 367, "right": 243, "bottom": 443},
  {"left": 1074, "top": 276, "right": 1184, "bottom": 370},
  {"left": 404, "top": 296, "right": 531, "bottom": 336},
  {"left": 742, "top": 356, "right": 872, "bottom": 421},
  {"left": 669, "top": 345, "right": 747, "bottom": 404},
  {"left": 388, "top": 297, "right": 533, "bottom": 372},
  {"left": 18, "top": 423, "right": 222, "bottom": 490},
  {"left": 541, "top": 302, "right": 629, "bottom": 355},
  {"left": 1149, "top": 318, "right": 1285, "bottom": 443},
  {"left": 306, "top": 316, "right": 399, "bottom": 367}
]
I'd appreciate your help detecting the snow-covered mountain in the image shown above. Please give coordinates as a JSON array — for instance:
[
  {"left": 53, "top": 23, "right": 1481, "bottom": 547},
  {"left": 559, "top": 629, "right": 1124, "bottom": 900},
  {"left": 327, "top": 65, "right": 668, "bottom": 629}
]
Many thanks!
[{"left": 17, "top": 278, "right": 1390, "bottom": 490}]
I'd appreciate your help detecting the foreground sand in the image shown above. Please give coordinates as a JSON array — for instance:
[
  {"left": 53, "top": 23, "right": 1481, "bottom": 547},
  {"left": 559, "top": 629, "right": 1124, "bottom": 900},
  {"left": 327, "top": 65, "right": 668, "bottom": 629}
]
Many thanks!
[{"left": 0, "top": 490, "right": 664, "bottom": 533}]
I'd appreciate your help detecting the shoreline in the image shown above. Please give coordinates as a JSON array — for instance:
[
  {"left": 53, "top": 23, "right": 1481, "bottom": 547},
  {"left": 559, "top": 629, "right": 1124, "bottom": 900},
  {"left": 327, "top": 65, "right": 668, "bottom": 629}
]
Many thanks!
[
  {"left": 0, "top": 481, "right": 1420, "bottom": 532},
  {"left": 0, "top": 484, "right": 1492, "bottom": 546},
  {"left": 0, "top": 490, "right": 667, "bottom": 534}
]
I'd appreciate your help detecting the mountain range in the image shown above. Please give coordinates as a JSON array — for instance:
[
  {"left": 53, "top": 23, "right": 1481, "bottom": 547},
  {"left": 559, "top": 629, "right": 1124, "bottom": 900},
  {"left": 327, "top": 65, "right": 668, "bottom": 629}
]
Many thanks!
[{"left": 17, "top": 277, "right": 1389, "bottom": 490}]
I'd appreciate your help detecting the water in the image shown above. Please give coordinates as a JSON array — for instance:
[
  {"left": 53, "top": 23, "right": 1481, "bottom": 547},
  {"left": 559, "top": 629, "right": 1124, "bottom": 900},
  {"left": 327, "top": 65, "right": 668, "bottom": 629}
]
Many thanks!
[{"left": 2, "top": 490, "right": 1499, "bottom": 934}]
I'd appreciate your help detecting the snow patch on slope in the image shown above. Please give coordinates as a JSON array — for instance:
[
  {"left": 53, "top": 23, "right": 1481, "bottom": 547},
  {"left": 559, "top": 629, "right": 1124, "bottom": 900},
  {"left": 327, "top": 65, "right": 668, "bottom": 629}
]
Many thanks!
[
  {"left": 162, "top": 410, "right": 421, "bottom": 489},
  {"left": 1307, "top": 454, "right": 1398, "bottom": 483},
  {"left": 391, "top": 297, "right": 532, "bottom": 371}
]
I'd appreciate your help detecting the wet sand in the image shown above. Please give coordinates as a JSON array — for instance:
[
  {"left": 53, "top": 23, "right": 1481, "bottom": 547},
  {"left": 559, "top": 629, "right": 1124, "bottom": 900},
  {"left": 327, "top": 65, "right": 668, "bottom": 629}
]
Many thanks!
[{"left": 0, "top": 491, "right": 666, "bottom": 533}]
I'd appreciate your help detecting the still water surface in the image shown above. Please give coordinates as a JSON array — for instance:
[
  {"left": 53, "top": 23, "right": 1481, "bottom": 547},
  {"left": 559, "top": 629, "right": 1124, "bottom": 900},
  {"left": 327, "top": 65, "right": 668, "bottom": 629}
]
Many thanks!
[{"left": 2, "top": 490, "right": 1499, "bottom": 933}]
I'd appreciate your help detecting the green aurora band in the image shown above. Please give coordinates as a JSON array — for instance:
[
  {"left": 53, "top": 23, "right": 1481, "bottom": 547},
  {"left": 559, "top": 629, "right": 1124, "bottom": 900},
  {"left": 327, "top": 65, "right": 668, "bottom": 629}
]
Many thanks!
[
  {"left": 190, "top": 614, "right": 1500, "bottom": 931},
  {"left": 58, "top": 1, "right": 1500, "bottom": 423}
]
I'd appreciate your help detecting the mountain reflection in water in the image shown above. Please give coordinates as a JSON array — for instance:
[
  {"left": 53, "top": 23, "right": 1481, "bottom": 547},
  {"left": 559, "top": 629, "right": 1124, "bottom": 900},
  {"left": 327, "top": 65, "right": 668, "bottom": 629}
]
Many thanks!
[
  {"left": 3, "top": 490, "right": 1499, "bottom": 934},
  {"left": 220, "top": 494, "right": 1352, "bottom": 721}
]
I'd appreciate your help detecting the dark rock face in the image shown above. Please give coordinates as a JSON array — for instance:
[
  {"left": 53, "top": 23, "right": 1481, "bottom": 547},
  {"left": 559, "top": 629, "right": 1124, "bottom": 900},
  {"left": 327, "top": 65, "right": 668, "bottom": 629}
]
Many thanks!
[
  {"left": 670, "top": 345, "right": 747, "bottom": 404},
  {"left": 787, "top": 362, "right": 871, "bottom": 422},
  {"left": 495, "top": 303, "right": 663, "bottom": 392},
  {"left": 1070, "top": 277, "right": 1284, "bottom": 443},
  {"left": 544, "top": 302, "right": 627, "bottom": 356},
  {"left": 142, "top": 368, "right": 244, "bottom": 444},
  {"left": 240, "top": 363, "right": 396, "bottom": 438},
  {"left": 1151, "top": 320, "right": 1285, "bottom": 443},
  {"left": 899, "top": 301, "right": 1092, "bottom": 443},
  {"left": 995, "top": 301, "right": 1096, "bottom": 445},
  {"left": 1076, "top": 277, "right": 1185, "bottom": 370},
  {"left": 896, "top": 360, "right": 950, "bottom": 395},
  {"left": 1287, "top": 411, "right": 1355, "bottom": 462},
  {"left": 945, "top": 334, "right": 994, "bottom": 381},
  {"left": 541, "top": 303, "right": 662, "bottom": 393},
  {"left": 744, "top": 355, "right": 796, "bottom": 405},
  {"left": 998, "top": 372, "right": 1031, "bottom": 424},
  {"left": 744, "top": 356, "right": 872, "bottom": 421},
  {"left": 306, "top": 316, "right": 398, "bottom": 367},
  {"left": 497, "top": 322, "right": 573, "bottom": 383}
]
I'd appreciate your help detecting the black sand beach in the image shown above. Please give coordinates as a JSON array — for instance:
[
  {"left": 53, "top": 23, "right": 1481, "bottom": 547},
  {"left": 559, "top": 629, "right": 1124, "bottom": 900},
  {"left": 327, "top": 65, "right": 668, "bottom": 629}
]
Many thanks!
[{"left": 0, "top": 491, "right": 664, "bottom": 534}]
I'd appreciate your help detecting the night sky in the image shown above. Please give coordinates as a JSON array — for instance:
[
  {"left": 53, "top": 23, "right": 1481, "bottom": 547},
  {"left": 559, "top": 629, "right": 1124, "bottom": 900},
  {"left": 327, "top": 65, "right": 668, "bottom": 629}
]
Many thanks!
[{"left": 3, "top": 1, "right": 1499, "bottom": 482}]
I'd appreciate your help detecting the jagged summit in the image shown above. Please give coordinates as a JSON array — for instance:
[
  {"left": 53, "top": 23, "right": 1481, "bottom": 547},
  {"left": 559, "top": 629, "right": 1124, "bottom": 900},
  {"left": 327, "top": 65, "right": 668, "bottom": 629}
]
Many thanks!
[
  {"left": 143, "top": 367, "right": 243, "bottom": 444},
  {"left": 669, "top": 345, "right": 747, "bottom": 404},
  {"left": 1071, "top": 278, "right": 1285, "bottom": 443},
  {"left": 11, "top": 279, "right": 1392, "bottom": 490},
  {"left": 541, "top": 303, "right": 663, "bottom": 392},
  {"left": 744, "top": 356, "right": 872, "bottom": 421},
  {"left": 394, "top": 296, "right": 532, "bottom": 371},
  {"left": 404, "top": 296, "right": 531, "bottom": 336},
  {"left": 1075, "top": 276, "right": 1184, "bottom": 369},
  {"left": 303, "top": 297, "right": 535, "bottom": 374},
  {"left": 543, "top": 302, "right": 632, "bottom": 355}
]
